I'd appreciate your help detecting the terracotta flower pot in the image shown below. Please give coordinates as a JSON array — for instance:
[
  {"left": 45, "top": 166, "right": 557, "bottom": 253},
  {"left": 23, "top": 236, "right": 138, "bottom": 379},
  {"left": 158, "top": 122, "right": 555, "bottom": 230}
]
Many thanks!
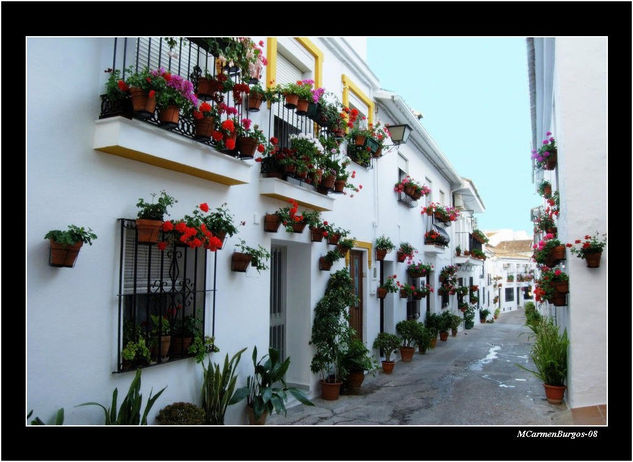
[
  {"left": 247, "top": 93, "right": 264, "bottom": 112},
  {"left": 404, "top": 184, "right": 416, "bottom": 199},
  {"left": 264, "top": 214, "right": 281, "bottom": 232},
  {"left": 548, "top": 245, "right": 566, "bottom": 265},
  {"left": 310, "top": 227, "right": 325, "bottom": 242},
  {"left": 151, "top": 335, "right": 171, "bottom": 360},
  {"left": 553, "top": 281, "right": 569, "bottom": 294},
  {"left": 196, "top": 77, "right": 214, "bottom": 101},
  {"left": 381, "top": 361, "right": 395, "bottom": 374},
  {"left": 158, "top": 105, "right": 180, "bottom": 128},
  {"left": 320, "top": 380, "right": 342, "bottom": 400},
  {"left": 377, "top": 287, "right": 388, "bottom": 299},
  {"left": 327, "top": 233, "right": 341, "bottom": 245},
  {"left": 231, "top": 252, "right": 253, "bottom": 272},
  {"left": 128, "top": 87, "right": 156, "bottom": 119},
  {"left": 246, "top": 405, "right": 268, "bottom": 425},
  {"left": 194, "top": 117, "right": 215, "bottom": 139},
  {"left": 585, "top": 252, "right": 602, "bottom": 268},
  {"left": 354, "top": 135, "right": 366, "bottom": 146},
  {"left": 543, "top": 383, "right": 566, "bottom": 404},
  {"left": 170, "top": 336, "right": 192, "bottom": 355},
  {"left": 544, "top": 151, "right": 558, "bottom": 170},
  {"left": 451, "top": 328, "right": 458, "bottom": 337},
  {"left": 439, "top": 331, "right": 449, "bottom": 341},
  {"left": 48, "top": 240, "right": 83, "bottom": 267},
  {"left": 321, "top": 174, "right": 336, "bottom": 190},
  {"left": 237, "top": 136, "right": 258, "bottom": 158},
  {"left": 292, "top": 221, "right": 307, "bottom": 233},
  {"left": 296, "top": 98, "right": 310, "bottom": 115},
  {"left": 376, "top": 248, "right": 387, "bottom": 261},
  {"left": 334, "top": 179, "right": 346, "bottom": 192},
  {"left": 543, "top": 184, "right": 552, "bottom": 197},
  {"left": 284, "top": 93, "right": 299, "bottom": 109},
  {"left": 136, "top": 218, "right": 163, "bottom": 244},
  {"left": 429, "top": 337, "right": 437, "bottom": 349},
  {"left": 400, "top": 346, "right": 415, "bottom": 362},
  {"left": 346, "top": 370, "right": 365, "bottom": 390},
  {"left": 319, "top": 257, "right": 333, "bottom": 271},
  {"left": 337, "top": 245, "right": 350, "bottom": 257},
  {"left": 551, "top": 292, "right": 567, "bottom": 306},
  {"left": 396, "top": 251, "right": 406, "bottom": 262},
  {"left": 212, "top": 230, "right": 227, "bottom": 250}
]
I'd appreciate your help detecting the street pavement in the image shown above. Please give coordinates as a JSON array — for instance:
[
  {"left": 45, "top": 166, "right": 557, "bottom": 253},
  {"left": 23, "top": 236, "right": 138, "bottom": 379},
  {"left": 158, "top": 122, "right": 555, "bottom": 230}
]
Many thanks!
[{"left": 267, "top": 308, "right": 574, "bottom": 426}]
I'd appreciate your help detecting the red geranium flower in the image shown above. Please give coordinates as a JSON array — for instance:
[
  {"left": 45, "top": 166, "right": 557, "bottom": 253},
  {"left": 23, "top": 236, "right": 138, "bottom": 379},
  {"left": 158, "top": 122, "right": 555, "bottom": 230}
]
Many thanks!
[
  {"left": 257, "top": 144, "right": 265, "bottom": 153},
  {"left": 117, "top": 80, "right": 128, "bottom": 92},
  {"left": 175, "top": 222, "right": 187, "bottom": 233},
  {"left": 162, "top": 221, "right": 174, "bottom": 232},
  {"left": 270, "top": 137, "right": 278, "bottom": 145},
  {"left": 200, "top": 102, "right": 212, "bottom": 112},
  {"left": 199, "top": 203, "right": 209, "bottom": 212},
  {"left": 221, "top": 119, "right": 235, "bottom": 132},
  {"left": 225, "top": 138, "right": 236, "bottom": 150},
  {"left": 193, "top": 110, "right": 203, "bottom": 120},
  {"left": 211, "top": 130, "right": 223, "bottom": 141},
  {"left": 157, "top": 241, "right": 168, "bottom": 251},
  {"left": 148, "top": 90, "right": 155, "bottom": 99}
]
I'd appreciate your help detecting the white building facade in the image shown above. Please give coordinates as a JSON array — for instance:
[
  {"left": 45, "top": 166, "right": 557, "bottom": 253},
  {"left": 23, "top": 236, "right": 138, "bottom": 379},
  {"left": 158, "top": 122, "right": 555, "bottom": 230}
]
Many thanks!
[
  {"left": 27, "top": 36, "right": 488, "bottom": 424},
  {"left": 526, "top": 37, "right": 607, "bottom": 412}
]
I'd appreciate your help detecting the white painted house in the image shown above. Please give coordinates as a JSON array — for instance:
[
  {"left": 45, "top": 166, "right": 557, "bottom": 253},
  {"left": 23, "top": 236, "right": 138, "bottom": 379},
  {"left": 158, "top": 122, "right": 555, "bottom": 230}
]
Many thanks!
[
  {"left": 526, "top": 37, "right": 607, "bottom": 414},
  {"left": 27, "top": 36, "right": 488, "bottom": 425}
]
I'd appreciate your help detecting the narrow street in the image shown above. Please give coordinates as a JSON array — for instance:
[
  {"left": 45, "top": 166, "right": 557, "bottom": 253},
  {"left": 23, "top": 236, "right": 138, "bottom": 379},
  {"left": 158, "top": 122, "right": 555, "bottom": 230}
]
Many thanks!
[{"left": 268, "top": 308, "right": 574, "bottom": 425}]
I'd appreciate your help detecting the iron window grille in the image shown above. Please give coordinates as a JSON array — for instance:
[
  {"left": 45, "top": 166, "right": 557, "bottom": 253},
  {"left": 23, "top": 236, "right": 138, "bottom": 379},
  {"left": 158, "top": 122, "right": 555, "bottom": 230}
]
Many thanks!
[
  {"left": 116, "top": 218, "right": 214, "bottom": 373},
  {"left": 505, "top": 287, "right": 515, "bottom": 302}
]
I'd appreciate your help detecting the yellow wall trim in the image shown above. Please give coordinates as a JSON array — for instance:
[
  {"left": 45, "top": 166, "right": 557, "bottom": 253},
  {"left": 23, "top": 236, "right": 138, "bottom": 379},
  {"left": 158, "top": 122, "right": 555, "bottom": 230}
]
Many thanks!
[
  {"left": 345, "top": 240, "right": 373, "bottom": 269},
  {"left": 295, "top": 37, "right": 323, "bottom": 90},
  {"left": 341, "top": 74, "right": 374, "bottom": 127}
]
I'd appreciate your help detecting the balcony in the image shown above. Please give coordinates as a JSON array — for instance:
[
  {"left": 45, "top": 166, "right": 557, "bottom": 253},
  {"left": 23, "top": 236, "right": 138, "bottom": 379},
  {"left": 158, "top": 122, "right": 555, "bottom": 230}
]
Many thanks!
[{"left": 259, "top": 177, "right": 335, "bottom": 212}]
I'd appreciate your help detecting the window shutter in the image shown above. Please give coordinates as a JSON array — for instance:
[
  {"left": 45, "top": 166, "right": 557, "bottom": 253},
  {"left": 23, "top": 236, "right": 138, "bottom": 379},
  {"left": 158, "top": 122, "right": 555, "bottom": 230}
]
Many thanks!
[{"left": 276, "top": 52, "right": 304, "bottom": 85}]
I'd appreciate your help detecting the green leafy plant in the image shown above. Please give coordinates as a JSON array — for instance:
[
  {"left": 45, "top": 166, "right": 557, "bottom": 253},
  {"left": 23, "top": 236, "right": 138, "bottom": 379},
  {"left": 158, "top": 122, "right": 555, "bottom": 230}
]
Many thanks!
[
  {"left": 395, "top": 320, "right": 419, "bottom": 348},
  {"left": 155, "top": 402, "right": 205, "bottom": 425},
  {"left": 449, "top": 313, "right": 463, "bottom": 331},
  {"left": 379, "top": 274, "right": 399, "bottom": 293},
  {"left": 340, "top": 337, "right": 378, "bottom": 376},
  {"left": 437, "top": 311, "right": 453, "bottom": 333},
  {"left": 412, "top": 323, "right": 432, "bottom": 351},
  {"left": 538, "top": 180, "right": 552, "bottom": 197},
  {"left": 338, "top": 237, "right": 355, "bottom": 251},
  {"left": 375, "top": 235, "right": 395, "bottom": 252},
  {"left": 524, "top": 301, "right": 542, "bottom": 328},
  {"left": 479, "top": 308, "right": 491, "bottom": 321},
  {"left": 322, "top": 248, "right": 343, "bottom": 264},
  {"left": 425, "top": 312, "right": 440, "bottom": 337},
  {"left": 372, "top": 332, "right": 401, "bottom": 362},
  {"left": 77, "top": 369, "right": 166, "bottom": 425},
  {"left": 188, "top": 335, "right": 220, "bottom": 364},
  {"left": 279, "top": 79, "right": 314, "bottom": 100},
  {"left": 472, "top": 229, "right": 489, "bottom": 244},
  {"left": 27, "top": 408, "right": 64, "bottom": 425},
  {"left": 230, "top": 346, "right": 314, "bottom": 422},
  {"left": 45, "top": 225, "right": 97, "bottom": 246},
  {"left": 121, "top": 337, "right": 151, "bottom": 366},
  {"left": 136, "top": 190, "right": 177, "bottom": 221},
  {"left": 235, "top": 239, "right": 271, "bottom": 273},
  {"left": 517, "top": 317, "right": 568, "bottom": 386},
  {"left": 201, "top": 347, "right": 247, "bottom": 424}
]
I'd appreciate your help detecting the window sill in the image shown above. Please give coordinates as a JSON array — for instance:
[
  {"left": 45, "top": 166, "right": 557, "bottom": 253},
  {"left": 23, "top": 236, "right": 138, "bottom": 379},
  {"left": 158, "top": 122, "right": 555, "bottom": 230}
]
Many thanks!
[
  {"left": 259, "top": 177, "right": 335, "bottom": 211},
  {"left": 93, "top": 116, "right": 252, "bottom": 186},
  {"left": 423, "top": 245, "right": 447, "bottom": 254}
]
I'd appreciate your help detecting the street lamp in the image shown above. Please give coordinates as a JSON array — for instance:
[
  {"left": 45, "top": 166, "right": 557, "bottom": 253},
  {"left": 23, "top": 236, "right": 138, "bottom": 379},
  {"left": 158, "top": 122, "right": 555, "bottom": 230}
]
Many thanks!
[{"left": 385, "top": 124, "right": 412, "bottom": 145}]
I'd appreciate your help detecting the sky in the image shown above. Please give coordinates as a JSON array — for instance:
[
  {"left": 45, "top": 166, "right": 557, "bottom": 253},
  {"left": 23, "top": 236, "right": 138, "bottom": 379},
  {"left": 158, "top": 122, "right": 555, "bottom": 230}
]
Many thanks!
[{"left": 366, "top": 37, "right": 535, "bottom": 235}]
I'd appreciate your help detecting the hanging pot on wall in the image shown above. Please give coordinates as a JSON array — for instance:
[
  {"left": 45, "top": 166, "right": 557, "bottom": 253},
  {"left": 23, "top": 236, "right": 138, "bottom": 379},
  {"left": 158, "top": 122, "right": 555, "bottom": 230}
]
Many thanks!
[
  {"left": 231, "top": 252, "right": 253, "bottom": 272},
  {"left": 585, "top": 252, "right": 602, "bottom": 268},
  {"left": 48, "top": 240, "right": 83, "bottom": 267}
]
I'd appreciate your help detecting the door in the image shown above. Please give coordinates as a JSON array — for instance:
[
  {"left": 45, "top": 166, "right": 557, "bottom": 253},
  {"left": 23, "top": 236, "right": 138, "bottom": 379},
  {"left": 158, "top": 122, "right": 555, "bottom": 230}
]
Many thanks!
[
  {"left": 269, "top": 245, "right": 286, "bottom": 360},
  {"left": 349, "top": 250, "right": 364, "bottom": 340}
]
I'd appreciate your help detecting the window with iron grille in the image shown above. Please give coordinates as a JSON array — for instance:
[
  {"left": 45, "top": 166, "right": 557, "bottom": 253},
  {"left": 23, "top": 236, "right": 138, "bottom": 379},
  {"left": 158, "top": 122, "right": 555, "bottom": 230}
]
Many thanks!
[
  {"left": 406, "top": 276, "right": 423, "bottom": 320},
  {"left": 505, "top": 287, "right": 514, "bottom": 302},
  {"left": 116, "top": 219, "right": 208, "bottom": 373}
]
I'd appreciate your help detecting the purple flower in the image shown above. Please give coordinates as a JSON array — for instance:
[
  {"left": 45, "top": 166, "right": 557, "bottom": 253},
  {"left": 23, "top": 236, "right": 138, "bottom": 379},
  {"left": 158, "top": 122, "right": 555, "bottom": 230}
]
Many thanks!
[
  {"left": 543, "top": 139, "right": 549, "bottom": 144},
  {"left": 546, "top": 131, "right": 552, "bottom": 136},
  {"left": 549, "top": 137, "right": 555, "bottom": 142},
  {"left": 543, "top": 151, "right": 550, "bottom": 157}
]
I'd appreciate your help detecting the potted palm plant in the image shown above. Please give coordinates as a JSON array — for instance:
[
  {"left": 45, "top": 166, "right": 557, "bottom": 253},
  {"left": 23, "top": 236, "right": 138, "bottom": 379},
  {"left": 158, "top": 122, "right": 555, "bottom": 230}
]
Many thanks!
[
  {"left": 517, "top": 317, "right": 569, "bottom": 404},
  {"left": 135, "top": 190, "right": 177, "bottom": 244},
  {"left": 230, "top": 346, "right": 314, "bottom": 424},
  {"left": 45, "top": 224, "right": 98, "bottom": 267},
  {"left": 372, "top": 332, "right": 401, "bottom": 374},
  {"left": 395, "top": 320, "right": 419, "bottom": 362}
]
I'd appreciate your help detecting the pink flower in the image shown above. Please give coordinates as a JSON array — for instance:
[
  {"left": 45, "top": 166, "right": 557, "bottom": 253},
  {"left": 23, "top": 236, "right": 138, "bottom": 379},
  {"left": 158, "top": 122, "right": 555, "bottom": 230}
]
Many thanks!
[
  {"left": 259, "top": 40, "right": 264, "bottom": 47},
  {"left": 546, "top": 131, "right": 552, "bottom": 136}
]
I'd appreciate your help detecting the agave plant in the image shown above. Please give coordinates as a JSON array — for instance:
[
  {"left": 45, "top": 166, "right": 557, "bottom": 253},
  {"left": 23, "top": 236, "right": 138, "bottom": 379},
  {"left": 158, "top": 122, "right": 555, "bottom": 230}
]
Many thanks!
[
  {"left": 230, "top": 346, "right": 313, "bottom": 422},
  {"left": 77, "top": 369, "right": 166, "bottom": 425}
]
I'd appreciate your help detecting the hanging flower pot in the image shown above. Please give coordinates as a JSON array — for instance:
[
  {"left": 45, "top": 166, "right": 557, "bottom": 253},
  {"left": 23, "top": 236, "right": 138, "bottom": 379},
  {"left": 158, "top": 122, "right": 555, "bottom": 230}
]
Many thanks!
[
  {"left": 292, "top": 221, "right": 307, "bottom": 233},
  {"left": 404, "top": 184, "right": 416, "bottom": 199},
  {"left": 544, "top": 151, "right": 558, "bottom": 170},
  {"left": 196, "top": 77, "right": 214, "bottom": 101},
  {"left": 396, "top": 251, "right": 406, "bottom": 262},
  {"left": 48, "top": 240, "right": 83, "bottom": 267},
  {"left": 321, "top": 174, "right": 336, "bottom": 190},
  {"left": 553, "top": 281, "right": 569, "bottom": 294},
  {"left": 310, "top": 227, "right": 325, "bottom": 242},
  {"left": 128, "top": 87, "right": 156, "bottom": 119},
  {"left": 543, "top": 183, "right": 552, "bottom": 197},
  {"left": 237, "top": 136, "right": 258, "bottom": 158},
  {"left": 334, "top": 179, "right": 346, "bottom": 193},
  {"left": 585, "top": 251, "right": 602, "bottom": 268},
  {"left": 546, "top": 245, "right": 566, "bottom": 266},
  {"left": 319, "top": 257, "right": 333, "bottom": 271},
  {"left": 231, "top": 252, "right": 253, "bottom": 272},
  {"left": 376, "top": 249, "right": 387, "bottom": 261},
  {"left": 337, "top": 245, "right": 350, "bottom": 257},
  {"left": 377, "top": 287, "right": 387, "bottom": 299},
  {"left": 247, "top": 92, "right": 264, "bottom": 112},
  {"left": 158, "top": 105, "right": 180, "bottom": 129},
  {"left": 551, "top": 292, "right": 567, "bottom": 306},
  {"left": 543, "top": 384, "right": 566, "bottom": 404},
  {"left": 264, "top": 214, "right": 281, "bottom": 232},
  {"left": 411, "top": 189, "right": 423, "bottom": 201},
  {"left": 135, "top": 219, "right": 163, "bottom": 244},
  {"left": 327, "top": 233, "right": 341, "bottom": 245},
  {"left": 399, "top": 288, "right": 408, "bottom": 299},
  {"left": 194, "top": 117, "right": 215, "bottom": 139},
  {"left": 284, "top": 93, "right": 299, "bottom": 109},
  {"left": 295, "top": 98, "right": 310, "bottom": 115}
]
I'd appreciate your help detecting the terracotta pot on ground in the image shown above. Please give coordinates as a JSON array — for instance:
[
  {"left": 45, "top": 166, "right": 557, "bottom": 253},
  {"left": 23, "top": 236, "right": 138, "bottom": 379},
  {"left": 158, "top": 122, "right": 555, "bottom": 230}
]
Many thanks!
[
  {"left": 439, "top": 331, "right": 449, "bottom": 342},
  {"left": 48, "top": 240, "right": 83, "bottom": 267},
  {"left": 319, "top": 257, "right": 333, "bottom": 271},
  {"left": 158, "top": 105, "right": 180, "bottom": 128},
  {"left": 320, "top": 380, "right": 342, "bottom": 400},
  {"left": 246, "top": 406, "right": 268, "bottom": 425},
  {"left": 451, "top": 328, "right": 458, "bottom": 337},
  {"left": 247, "top": 93, "right": 264, "bottom": 112},
  {"left": 296, "top": 98, "right": 310, "bottom": 115},
  {"left": 346, "top": 371, "right": 365, "bottom": 392},
  {"left": 136, "top": 219, "right": 163, "bottom": 244},
  {"left": 284, "top": 94, "right": 299, "bottom": 109},
  {"left": 237, "top": 136, "right": 258, "bottom": 158},
  {"left": 377, "top": 287, "right": 387, "bottom": 299},
  {"left": 396, "top": 251, "right": 407, "bottom": 263},
  {"left": 585, "top": 252, "right": 602, "bottom": 268},
  {"left": 129, "top": 87, "right": 156, "bottom": 119},
  {"left": 194, "top": 117, "right": 215, "bottom": 139},
  {"left": 334, "top": 179, "right": 346, "bottom": 193},
  {"left": 321, "top": 174, "right": 336, "bottom": 190},
  {"left": 196, "top": 78, "right": 214, "bottom": 101},
  {"left": 381, "top": 361, "right": 395, "bottom": 374},
  {"left": 418, "top": 344, "right": 427, "bottom": 354},
  {"left": 400, "top": 346, "right": 415, "bottom": 362},
  {"left": 310, "top": 227, "right": 325, "bottom": 242},
  {"left": 263, "top": 214, "right": 281, "bottom": 233},
  {"left": 327, "top": 233, "right": 341, "bottom": 245},
  {"left": 429, "top": 337, "right": 438, "bottom": 349},
  {"left": 376, "top": 248, "right": 387, "bottom": 261},
  {"left": 543, "top": 384, "right": 566, "bottom": 404},
  {"left": 231, "top": 252, "right": 253, "bottom": 272}
]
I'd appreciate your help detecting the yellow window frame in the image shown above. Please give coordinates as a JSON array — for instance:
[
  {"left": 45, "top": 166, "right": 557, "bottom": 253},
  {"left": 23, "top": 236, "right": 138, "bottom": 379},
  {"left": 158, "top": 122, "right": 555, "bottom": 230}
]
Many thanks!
[{"left": 341, "top": 74, "right": 374, "bottom": 130}]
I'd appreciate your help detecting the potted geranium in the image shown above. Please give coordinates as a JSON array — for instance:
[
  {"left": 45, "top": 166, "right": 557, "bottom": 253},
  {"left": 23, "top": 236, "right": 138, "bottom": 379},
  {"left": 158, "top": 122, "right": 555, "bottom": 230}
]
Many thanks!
[
  {"left": 394, "top": 176, "right": 431, "bottom": 201},
  {"left": 396, "top": 320, "right": 419, "bottom": 362},
  {"left": 279, "top": 80, "right": 314, "bottom": 112},
  {"left": 367, "top": 121, "right": 391, "bottom": 158},
  {"left": 531, "top": 131, "right": 557, "bottom": 171},
  {"left": 534, "top": 211, "right": 557, "bottom": 235},
  {"left": 372, "top": 332, "right": 401, "bottom": 374},
  {"left": 232, "top": 239, "right": 271, "bottom": 273},
  {"left": 397, "top": 282, "right": 415, "bottom": 299},
  {"left": 413, "top": 284, "right": 433, "bottom": 300},
  {"left": 532, "top": 234, "right": 566, "bottom": 267},
  {"left": 181, "top": 202, "right": 237, "bottom": 249},
  {"left": 424, "top": 230, "right": 449, "bottom": 247},
  {"left": 337, "top": 237, "right": 355, "bottom": 257},
  {"left": 122, "top": 66, "right": 161, "bottom": 119},
  {"left": 472, "top": 229, "right": 489, "bottom": 244},
  {"left": 192, "top": 101, "right": 218, "bottom": 140},
  {"left": 397, "top": 242, "right": 416, "bottom": 262},
  {"left": 534, "top": 267, "right": 569, "bottom": 306},
  {"left": 327, "top": 226, "right": 350, "bottom": 246},
  {"left": 407, "top": 262, "right": 433, "bottom": 279},
  {"left": 235, "top": 118, "right": 267, "bottom": 159},
  {"left": 538, "top": 179, "right": 552, "bottom": 198},
  {"left": 45, "top": 225, "right": 98, "bottom": 267},
  {"left": 303, "top": 210, "right": 325, "bottom": 242},
  {"left": 375, "top": 235, "right": 396, "bottom": 261},
  {"left": 148, "top": 68, "right": 198, "bottom": 128},
  {"left": 135, "top": 190, "right": 177, "bottom": 244},
  {"left": 422, "top": 202, "right": 461, "bottom": 223},
  {"left": 377, "top": 275, "right": 399, "bottom": 299},
  {"left": 567, "top": 232, "right": 607, "bottom": 268}
]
